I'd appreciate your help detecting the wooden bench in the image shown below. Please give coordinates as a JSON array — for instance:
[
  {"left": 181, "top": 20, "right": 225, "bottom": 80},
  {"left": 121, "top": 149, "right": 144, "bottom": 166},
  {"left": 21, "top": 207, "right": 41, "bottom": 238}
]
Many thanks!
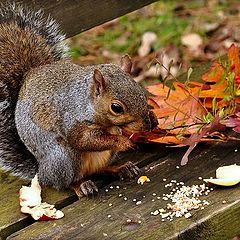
[{"left": 1, "top": 1, "right": 240, "bottom": 239}]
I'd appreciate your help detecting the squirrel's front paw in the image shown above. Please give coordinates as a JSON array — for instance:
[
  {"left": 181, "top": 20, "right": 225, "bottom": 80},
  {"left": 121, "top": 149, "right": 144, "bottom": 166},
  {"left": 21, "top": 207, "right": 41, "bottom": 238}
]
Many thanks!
[
  {"left": 117, "top": 161, "right": 140, "bottom": 180},
  {"left": 71, "top": 180, "right": 98, "bottom": 198},
  {"left": 115, "top": 136, "right": 134, "bottom": 152}
]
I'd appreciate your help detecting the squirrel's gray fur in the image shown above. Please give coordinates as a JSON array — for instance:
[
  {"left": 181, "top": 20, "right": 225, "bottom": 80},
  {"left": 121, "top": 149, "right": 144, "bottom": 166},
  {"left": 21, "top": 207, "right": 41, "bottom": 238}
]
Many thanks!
[
  {"left": 0, "top": 3, "right": 151, "bottom": 191},
  {"left": 0, "top": 3, "right": 67, "bottom": 179}
]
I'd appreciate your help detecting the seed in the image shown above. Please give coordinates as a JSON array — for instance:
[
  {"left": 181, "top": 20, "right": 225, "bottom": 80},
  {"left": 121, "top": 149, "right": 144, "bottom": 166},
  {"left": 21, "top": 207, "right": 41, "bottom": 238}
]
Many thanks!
[
  {"left": 222, "top": 200, "right": 227, "bottom": 204},
  {"left": 107, "top": 215, "right": 111, "bottom": 218},
  {"left": 123, "top": 197, "right": 128, "bottom": 201},
  {"left": 105, "top": 189, "right": 109, "bottom": 192},
  {"left": 151, "top": 210, "right": 159, "bottom": 216},
  {"left": 184, "top": 213, "right": 191, "bottom": 218},
  {"left": 136, "top": 201, "right": 142, "bottom": 205},
  {"left": 161, "top": 213, "right": 171, "bottom": 218},
  {"left": 118, "top": 194, "right": 122, "bottom": 197},
  {"left": 108, "top": 203, "right": 113, "bottom": 207}
]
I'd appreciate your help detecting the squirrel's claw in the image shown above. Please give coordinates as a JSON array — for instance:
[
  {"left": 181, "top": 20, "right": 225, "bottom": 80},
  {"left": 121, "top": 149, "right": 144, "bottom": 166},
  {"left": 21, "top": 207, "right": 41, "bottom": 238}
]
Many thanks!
[
  {"left": 80, "top": 180, "right": 98, "bottom": 197},
  {"left": 71, "top": 180, "right": 98, "bottom": 198},
  {"left": 118, "top": 161, "right": 140, "bottom": 180}
]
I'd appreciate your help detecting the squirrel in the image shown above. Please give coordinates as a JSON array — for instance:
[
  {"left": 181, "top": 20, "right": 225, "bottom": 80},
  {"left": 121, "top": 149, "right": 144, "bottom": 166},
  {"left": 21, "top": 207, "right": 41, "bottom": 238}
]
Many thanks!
[{"left": 0, "top": 3, "right": 157, "bottom": 197}]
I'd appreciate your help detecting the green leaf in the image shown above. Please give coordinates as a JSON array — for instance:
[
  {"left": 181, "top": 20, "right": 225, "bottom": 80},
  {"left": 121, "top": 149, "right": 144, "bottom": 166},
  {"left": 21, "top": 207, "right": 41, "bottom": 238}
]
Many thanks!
[
  {"left": 212, "top": 96, "right": 217, "bottom": 115},
  {"left": 187, "top": 67, "right": 193, "bottom": 81}
]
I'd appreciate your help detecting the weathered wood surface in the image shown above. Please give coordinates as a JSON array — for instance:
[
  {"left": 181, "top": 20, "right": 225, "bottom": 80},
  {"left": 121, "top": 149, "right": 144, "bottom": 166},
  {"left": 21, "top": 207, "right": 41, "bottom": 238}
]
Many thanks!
[
  {"left": 4, "top": 0, "right": 158, "bottom": 38},
  {"left": 0, "top": 146, "right": 168, "bottom": 240},
  {"left": 0, "top": 59, "right": 239, "bottom": 239},
  {"left": 0, "top": 1, "right": 239, "bottom": 239},
  {"left": 7, "top": 141, "right": 240, "bottom": 240}
]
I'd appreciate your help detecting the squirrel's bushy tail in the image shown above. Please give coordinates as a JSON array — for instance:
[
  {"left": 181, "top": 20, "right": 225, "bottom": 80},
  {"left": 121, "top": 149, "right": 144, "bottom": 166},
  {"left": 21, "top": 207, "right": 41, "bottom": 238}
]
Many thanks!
[{"left": 0, "top": 3, "right": 67, "bottom": 179}]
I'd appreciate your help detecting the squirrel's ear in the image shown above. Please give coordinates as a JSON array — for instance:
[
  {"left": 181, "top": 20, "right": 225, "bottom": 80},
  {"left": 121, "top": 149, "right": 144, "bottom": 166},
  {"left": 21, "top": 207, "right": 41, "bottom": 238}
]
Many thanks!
[
  {"left": 93, "top": 69, "right": 106, "bottom": 96},
  {"left": 120, "top": 54, "right": 132, "bottom": 74}
]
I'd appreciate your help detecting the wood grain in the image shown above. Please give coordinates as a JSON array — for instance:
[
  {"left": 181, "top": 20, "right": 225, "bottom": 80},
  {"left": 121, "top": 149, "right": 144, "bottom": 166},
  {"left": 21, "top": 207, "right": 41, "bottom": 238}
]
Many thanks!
[
  {"left": 5, "top": 0, "right": 159, "bottom": 38},
  {"left": 7, "top": 141, "right": 240, "bottom": 240}
]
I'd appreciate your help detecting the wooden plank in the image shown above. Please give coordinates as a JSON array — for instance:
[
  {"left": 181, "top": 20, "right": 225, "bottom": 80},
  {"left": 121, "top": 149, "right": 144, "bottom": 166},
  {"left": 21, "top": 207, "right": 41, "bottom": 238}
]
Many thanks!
[
  {"left": 0, "top": 146, "right": 169, "bottom": 239},
  {"left": 5, "top": 0, "right": 160, "bottom": 38},
  {"left": 8, "top": 140, "right": 240, "bottom": 240},
  {"left": 0, "top": 172, "right": 73, "bottom": 240}
]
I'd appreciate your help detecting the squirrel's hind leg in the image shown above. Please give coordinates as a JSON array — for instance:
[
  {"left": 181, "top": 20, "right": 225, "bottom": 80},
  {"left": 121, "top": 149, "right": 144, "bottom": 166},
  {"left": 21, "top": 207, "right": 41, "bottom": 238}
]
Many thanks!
[{"left": 37, "top": 149, "right": 76, "bottom": 190}]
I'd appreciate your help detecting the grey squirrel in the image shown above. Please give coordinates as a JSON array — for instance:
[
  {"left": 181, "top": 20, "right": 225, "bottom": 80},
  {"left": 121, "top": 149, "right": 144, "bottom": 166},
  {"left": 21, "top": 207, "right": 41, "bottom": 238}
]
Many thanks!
[{"left": 0, "top": 3, "right": 157, "bottom": 197}]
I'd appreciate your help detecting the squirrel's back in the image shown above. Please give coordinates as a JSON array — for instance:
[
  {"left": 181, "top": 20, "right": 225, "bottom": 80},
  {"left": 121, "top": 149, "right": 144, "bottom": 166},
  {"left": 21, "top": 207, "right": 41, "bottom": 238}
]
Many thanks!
[{"left": 0, "top": 3, "right": 67, "bottom": 178}]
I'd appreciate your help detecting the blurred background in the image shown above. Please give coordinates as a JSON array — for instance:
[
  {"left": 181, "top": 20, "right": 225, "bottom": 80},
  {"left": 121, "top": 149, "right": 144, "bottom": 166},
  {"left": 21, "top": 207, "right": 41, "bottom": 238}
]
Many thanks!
[{"left": 67, "top": 0, "right": 240, "bottom": 84}]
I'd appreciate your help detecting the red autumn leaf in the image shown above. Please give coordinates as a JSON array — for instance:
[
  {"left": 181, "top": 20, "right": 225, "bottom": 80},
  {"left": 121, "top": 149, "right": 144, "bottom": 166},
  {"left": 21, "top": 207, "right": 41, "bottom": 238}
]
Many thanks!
[
  {"left": 147, "top": 82, "right": 206, "bottom": 135},
  {"left": 201, "top": 63, "right": 224, "bottom": 83},
  {"left": 133, "top": 43, "right": 240, "bottom": 164},
  {"left": 228, "top": 43, "right": 240, "bottom": 76}
]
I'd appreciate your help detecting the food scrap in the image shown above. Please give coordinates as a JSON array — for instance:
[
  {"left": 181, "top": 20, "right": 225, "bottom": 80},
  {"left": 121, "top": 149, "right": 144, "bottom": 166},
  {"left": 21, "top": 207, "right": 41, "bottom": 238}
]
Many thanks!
[
  {"left": 204, "top": 164, "right": 240, "bottom": 186},
  {"left": 137, "top": 176, "right": 150, "bottom": 185},
  {"left": 151, "top": 180, "right": 212, "bottom": 220},
  {"left": 19, "top": 175, "right": 64, "bottom": 221}
]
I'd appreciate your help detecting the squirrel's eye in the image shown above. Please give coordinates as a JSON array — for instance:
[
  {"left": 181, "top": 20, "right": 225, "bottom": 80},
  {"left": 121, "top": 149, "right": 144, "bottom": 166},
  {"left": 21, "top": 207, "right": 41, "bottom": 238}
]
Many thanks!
[{"left": 111, "top": 103, "right": 124, "bottom": 114}]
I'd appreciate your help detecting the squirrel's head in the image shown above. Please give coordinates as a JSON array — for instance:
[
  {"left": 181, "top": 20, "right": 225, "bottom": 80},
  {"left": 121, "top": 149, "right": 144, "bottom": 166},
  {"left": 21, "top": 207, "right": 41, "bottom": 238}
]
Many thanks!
[{"left": 91, "top": 55, "right": 155, "bottom": 133}]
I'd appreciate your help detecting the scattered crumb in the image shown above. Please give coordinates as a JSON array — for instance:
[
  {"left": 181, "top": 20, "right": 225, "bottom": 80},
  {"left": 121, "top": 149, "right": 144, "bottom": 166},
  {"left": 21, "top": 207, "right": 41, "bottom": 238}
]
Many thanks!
[
  {"left": 176, "top": 166, "right": 180, "bottom": 169},
  {"left": 150, "top": 181, "right": 212, "bottom": 221},
  {"left": 118, "top": 194, "right": 122, "bottom": 197},
  {"left": 184, "top": 212, "right": 192, "bottom": 218},
  {"left": 108, "top": 203, "right": 113, "bottom": 207},
  {"left": 222, "top": 200, "right": 227, "bottom": 204},
  {"left": 151, "top": 210, "right": 159, "bottom": 216},
  {"left": 105, "top": 189, "right": 109, "bottom": 192},
  {"left": 136, "top": 201, "right": 142, "bottom": 205},
  {"left": 159, "top": 208, "right": 165, "bottom": 213},
  {"left": 103, "top": 233, "right": 108, "bottom": 237},
  {"left": 107, "top": 214, "right": 111, "bottom": 218},
  {"left": 123, "top": 197, "right": 128, "bottom": 201}
]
